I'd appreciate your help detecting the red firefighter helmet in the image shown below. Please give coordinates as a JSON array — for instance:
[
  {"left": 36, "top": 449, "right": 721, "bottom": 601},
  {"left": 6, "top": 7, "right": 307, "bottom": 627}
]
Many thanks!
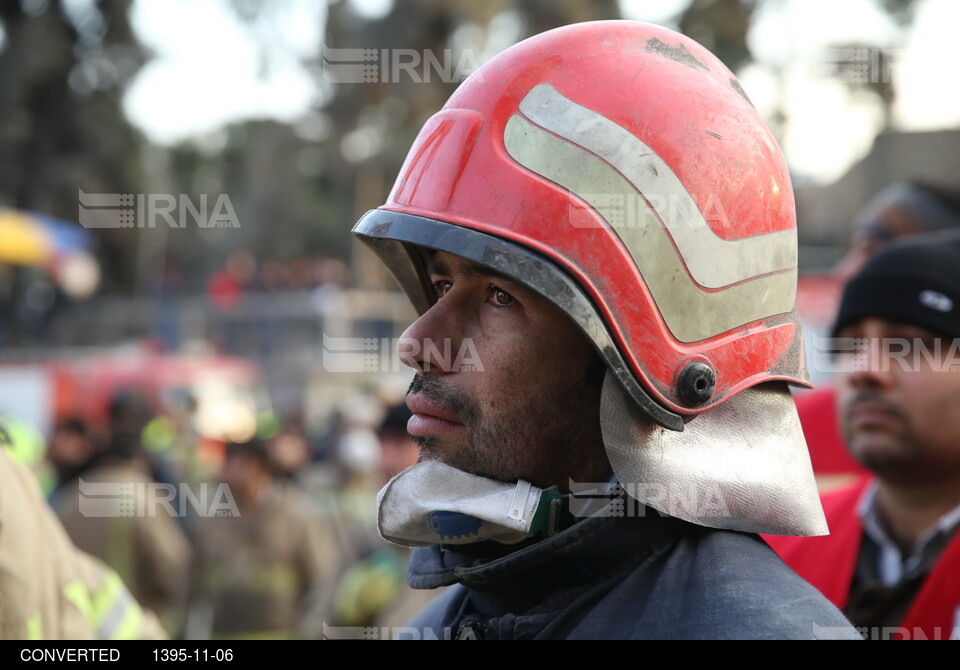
[{"left": 353, "top": 20, "right": 808, "bottom": 432}]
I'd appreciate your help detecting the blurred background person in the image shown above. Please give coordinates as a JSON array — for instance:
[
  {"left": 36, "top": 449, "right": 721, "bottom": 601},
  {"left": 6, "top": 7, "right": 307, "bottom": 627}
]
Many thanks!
[
  {"left": 46, "top": 417, "right": 95, "bottom": 498},
  {"left": 769, "top": 230, "right": 960, "bottom": 639},
  {"left": 796, "top": 180, "right": 960, "bottom": 490},
  {"left": 266, "top": 414, "right": 313, "bottom": 485},
  {"left": 187, "top": 438, "right": 341, "bottom": 639},
  {"left": 833, "top": 182, "right": 960, "bottom": 282},
  {"left": 377, "top": 402, "right": 419, "bottom": 483},
  {"left": 141, "top": 389, "right": 208, "bottom": 497},
  {"left": 50, "top": 391, "right": 192, "bottom": 637},
  {"left": 328, "top": 402, "right": 446, "bottom": 634}
]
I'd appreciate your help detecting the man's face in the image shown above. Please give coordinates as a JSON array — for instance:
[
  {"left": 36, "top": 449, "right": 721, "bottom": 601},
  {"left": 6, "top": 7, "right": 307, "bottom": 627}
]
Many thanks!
[
  {"left": 835, "top": 317, "right": 960, "bottom": 483},
  {"left": 399, "top": 251, "right": 609, "bottom": 490}
]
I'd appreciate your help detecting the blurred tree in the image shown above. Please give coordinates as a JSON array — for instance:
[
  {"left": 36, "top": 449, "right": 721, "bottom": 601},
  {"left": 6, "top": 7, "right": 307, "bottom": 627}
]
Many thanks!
[
  {"left": 825, "top": 41, "right": 898, "bottom": 129},
  {"left": 517, "top": 0, "right": 621, "bottom": 36},
  {"left": 0, "top": 0, "right": 147, "bottom": 293},
  {"left": 878, "top": 0, "right": 921, "bottom": 24},
  {"left": 0, "top": 0, "right": 931, "bottom": 302},
  {"left": 671, "top": 0, "right": 921, "bottom": 140},
  {"left": 823, "top": 0, "right": 921, "bottom": 130},
  {"left": 312, "top": 0, "right": 621, "bottom": 287},
  {"left": 157, "top": 120, "right": 348, "bottom": 289},
  {"left": 679, "top": 0, "right": 755, "bottom": 73}
]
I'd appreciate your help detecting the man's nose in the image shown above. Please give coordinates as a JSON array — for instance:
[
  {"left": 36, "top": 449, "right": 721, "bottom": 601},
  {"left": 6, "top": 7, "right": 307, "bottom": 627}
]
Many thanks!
[
  {"left": 397, "top": 299, "right": 464, "bottom": 374},
  {"left": 843, "top": 339, "right": 896, "bottom": 391}
]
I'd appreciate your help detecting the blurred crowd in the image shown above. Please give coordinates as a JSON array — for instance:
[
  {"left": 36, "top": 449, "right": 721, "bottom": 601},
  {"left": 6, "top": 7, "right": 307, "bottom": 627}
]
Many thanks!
[{"left": 14, "top": 384, "right": 430, "bottom": 640}]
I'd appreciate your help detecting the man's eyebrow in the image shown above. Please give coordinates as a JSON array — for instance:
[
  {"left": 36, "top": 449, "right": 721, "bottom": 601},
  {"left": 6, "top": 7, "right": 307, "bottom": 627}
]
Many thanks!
[{"left": 427, "top": 258, "right": 510, "bottom": 282}]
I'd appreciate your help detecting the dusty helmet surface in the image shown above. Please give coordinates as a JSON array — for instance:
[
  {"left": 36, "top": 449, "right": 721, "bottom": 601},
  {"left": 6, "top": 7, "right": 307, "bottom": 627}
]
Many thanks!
[{"left": 354, "top": 20, "right": 808, "bottom": 432}]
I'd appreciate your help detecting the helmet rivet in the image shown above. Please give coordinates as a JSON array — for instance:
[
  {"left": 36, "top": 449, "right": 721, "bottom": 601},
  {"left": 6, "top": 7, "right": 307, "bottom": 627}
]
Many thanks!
[{"left": 678, "top": 362, "right": 715, "bottom": 407}]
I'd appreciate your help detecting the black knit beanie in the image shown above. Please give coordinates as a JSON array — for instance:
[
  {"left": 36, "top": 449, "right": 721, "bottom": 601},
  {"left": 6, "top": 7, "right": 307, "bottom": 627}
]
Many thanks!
[{"left": 832, "top": 230, "right": 960, "bottom": 339}]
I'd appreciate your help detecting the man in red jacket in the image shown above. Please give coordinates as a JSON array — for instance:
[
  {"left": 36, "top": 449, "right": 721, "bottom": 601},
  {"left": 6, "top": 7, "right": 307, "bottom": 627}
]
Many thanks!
[
  {"left": 797, "top": 181, "right": 960, "bottom": 491},
  {"left": 768, "top": 230, "right": 960, "bottom": 640}
]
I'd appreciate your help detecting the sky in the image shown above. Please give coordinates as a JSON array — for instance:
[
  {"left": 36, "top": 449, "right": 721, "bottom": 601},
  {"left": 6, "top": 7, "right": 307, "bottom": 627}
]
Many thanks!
[
  {"left": 123, "top": 0, "right": 326, "bottom": 146},
  {"left": 121, "top": 0, "right": 960, "bottom": 184}
]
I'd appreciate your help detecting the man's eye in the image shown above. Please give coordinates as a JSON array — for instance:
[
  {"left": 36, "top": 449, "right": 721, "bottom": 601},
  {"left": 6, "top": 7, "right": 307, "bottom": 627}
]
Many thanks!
[
  {"left": 490, "top": 287, "right": 516, "bottom": 306},
  {"left": 433, "top": 280, "right": 453, "bottom": 297}
]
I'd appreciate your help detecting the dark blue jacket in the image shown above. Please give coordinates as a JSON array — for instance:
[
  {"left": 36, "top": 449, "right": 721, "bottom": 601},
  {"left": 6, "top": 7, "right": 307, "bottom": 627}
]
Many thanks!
[{"left": 405, "top": 506, "right": 860, "bottom": 640}]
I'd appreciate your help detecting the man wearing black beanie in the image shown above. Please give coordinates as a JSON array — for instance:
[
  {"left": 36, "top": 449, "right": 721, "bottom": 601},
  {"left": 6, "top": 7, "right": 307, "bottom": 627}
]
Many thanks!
[{"left": 769, "top": 230, "right": 960, "bottom": 640}]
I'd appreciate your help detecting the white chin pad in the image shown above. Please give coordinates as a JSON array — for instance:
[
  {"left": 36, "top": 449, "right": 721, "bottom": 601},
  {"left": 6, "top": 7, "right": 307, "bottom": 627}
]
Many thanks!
[
  {"left": 600, "top": 372, "right": 828, "bottom": 537},
  {"left": 377, "top": 460, "right": 547, "bottom": 547}
]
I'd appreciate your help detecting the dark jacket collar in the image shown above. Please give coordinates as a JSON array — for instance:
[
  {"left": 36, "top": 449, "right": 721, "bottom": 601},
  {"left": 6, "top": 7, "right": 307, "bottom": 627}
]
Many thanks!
[{"left": 408, "top": 504, "right": 690, "bottom": 613}]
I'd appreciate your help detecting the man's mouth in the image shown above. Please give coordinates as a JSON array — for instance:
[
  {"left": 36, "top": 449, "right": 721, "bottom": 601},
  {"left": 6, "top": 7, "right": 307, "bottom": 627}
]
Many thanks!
[
  {"left": 406, "top": 393, "right": 465, "bottom": 437},
  {"left": 846, "top": 401, "right": 903, "bottom": 431}
]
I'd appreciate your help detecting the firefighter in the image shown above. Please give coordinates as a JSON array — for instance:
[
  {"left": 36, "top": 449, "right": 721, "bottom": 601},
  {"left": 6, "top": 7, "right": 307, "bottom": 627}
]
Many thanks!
[
  {"left": 0, "top": 425, "right": 165, "bottom": 640},
  {"left": 188, "top": 439, "right": 340, "bottom": 639},
  {"left": 352, "top": 21, "right": 859, "bottom": 639}
]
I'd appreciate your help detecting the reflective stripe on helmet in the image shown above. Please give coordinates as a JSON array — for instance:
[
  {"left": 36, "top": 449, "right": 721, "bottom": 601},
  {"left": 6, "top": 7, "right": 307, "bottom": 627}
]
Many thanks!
[
  {"left": 504, "top": 84, "right": 797, "bottom": 342},
  {"left": 505, "top": 114, "right": 796, "bottom": 342},
  {"left": 516, "top": 84, "right": 797, "bottom": 287}
]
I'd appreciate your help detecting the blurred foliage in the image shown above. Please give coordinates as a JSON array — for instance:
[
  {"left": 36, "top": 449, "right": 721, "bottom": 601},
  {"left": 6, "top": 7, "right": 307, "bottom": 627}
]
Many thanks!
[
  {"left": 823, "top": 0, "right": 921, "bottom": 129},
  {"left": 679, "top": 0, "right": 756, "bottom": 73},
  {"left": 824, "top": 41, "right": 898, "bottom": 128},
  {"left": 0, "top": 0, "right": 928, "bottom": 299},
  {"left": 878, "top": 0, "right": 921, "bottom": 24},
  {"left": 0, "top": 0, "right": 146, "bottom": 290}
]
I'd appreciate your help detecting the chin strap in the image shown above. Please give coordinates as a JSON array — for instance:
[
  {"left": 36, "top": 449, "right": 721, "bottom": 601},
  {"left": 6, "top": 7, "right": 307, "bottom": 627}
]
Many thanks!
[{"left": 377, "top": 460, "right": 564, "bottom": 547}]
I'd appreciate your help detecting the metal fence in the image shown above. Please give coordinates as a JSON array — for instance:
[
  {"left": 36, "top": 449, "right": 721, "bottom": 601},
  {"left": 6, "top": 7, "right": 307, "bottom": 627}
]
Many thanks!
[{"left": 0, "top": 288, "right": 417, "bottom": 414}]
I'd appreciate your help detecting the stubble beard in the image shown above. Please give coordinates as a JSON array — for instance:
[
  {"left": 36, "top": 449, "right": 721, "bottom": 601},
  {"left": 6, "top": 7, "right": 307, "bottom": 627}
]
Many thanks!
[
  {"left": 406, "top": 367, "right": 608, "bottom": 490},
  {"left": 843, "top": 390, "right": 920, "bottom": 481}
]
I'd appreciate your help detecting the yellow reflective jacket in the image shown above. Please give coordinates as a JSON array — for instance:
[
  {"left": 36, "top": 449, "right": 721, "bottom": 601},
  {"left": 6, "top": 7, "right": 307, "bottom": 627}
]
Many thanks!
[{"left": 0, "top": 449, "right": 165, "bottom": 640}]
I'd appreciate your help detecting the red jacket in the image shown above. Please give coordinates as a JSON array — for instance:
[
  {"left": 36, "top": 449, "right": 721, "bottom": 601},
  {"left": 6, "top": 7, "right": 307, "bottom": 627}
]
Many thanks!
[{"left": 766, "top": 478, "right": 960, "bottom": 640}]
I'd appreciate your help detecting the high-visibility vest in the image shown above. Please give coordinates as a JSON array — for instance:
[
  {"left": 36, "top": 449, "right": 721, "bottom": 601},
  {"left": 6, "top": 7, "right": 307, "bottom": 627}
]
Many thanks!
[{"left": 0, "top": 448, "right": 164, "bottom": 640}]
